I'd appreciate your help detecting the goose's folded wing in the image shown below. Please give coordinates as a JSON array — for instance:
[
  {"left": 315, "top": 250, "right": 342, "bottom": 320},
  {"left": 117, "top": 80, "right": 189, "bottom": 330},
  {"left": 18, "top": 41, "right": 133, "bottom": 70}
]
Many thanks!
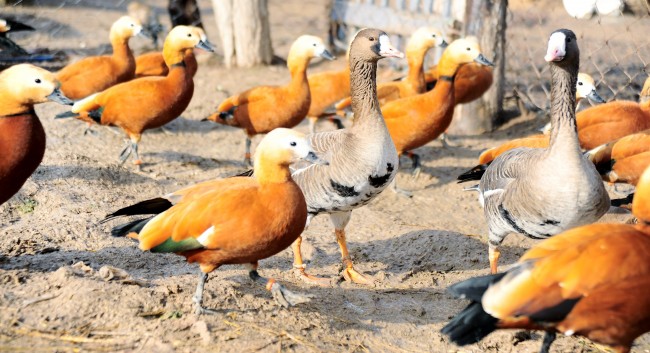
[{"left": 480, "top": 147, "right": 542, "bottom": 192}]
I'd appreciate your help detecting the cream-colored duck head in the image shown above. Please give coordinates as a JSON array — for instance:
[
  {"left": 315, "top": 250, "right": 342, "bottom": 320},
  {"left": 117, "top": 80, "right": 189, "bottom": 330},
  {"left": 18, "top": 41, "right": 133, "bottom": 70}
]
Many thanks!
[
  {"left": 110, "top": 16, "right": 144, "bottom": 41},
  {"left": 162, "top": 25, "right": 215, "bottom": 65},
  {"left": 0, "top": 64, "right": 73, "bottom": 114},
  {"left": 288, "top": 35, "right": 335, "bottom": 62},
  {"left": 441, "top": 37, "right": 494, "bottom": 69},
  {"left": 576, "top": 72, "right": 605, "bottom": 103},
  {"left": 254, "top": 128, "right": 327, "bottom": 168},
  {"left": 407, "top": 27, "right": 448, "bottom": 52}
]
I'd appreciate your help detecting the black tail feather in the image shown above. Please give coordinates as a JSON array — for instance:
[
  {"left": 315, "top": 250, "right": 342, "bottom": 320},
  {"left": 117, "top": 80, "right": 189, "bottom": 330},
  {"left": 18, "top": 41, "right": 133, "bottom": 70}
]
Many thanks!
[
  {"left": 457, "top": 163, "right": 489, "bottom": 183},
  {"left": 441, "top": 301, "right": 499, "bottom": 346},
  {"left": 101, "top": 197, "right": 173, "bottom": 224},
  {"left": 111, "top": 216, "right": 154, "bottom": 237},
  {"left": 611, "top": 192, "right": 634, "bottom": 207},
  {"left": 448, "top": 272, "right": 507, "bottom": 301}
]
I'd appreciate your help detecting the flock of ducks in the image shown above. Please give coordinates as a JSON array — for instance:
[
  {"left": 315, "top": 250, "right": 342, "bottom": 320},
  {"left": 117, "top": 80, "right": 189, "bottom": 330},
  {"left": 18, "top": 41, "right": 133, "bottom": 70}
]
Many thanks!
[{"left": 2, "top": 10, "right": 650, "bottom": 353}]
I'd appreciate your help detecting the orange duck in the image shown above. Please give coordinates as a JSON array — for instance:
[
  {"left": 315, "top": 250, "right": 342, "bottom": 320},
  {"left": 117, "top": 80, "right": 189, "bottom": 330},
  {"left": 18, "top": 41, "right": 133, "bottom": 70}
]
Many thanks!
[
  {"left": 58, "top": 26, "right": 214, "bottom": 165},
  {"left": 381, "top": 38, "right": 493, "bottom": 186},
  {"left": 423, "top": 37, "right": 493, "bottom": 104},
  {"left": 0, "top": 64, "right": 73, "bottom": 205},
  {"left": 587, "top": 128, "right": 650, "bottom": 185},
  {"left": 205, "top": 35, "right": 335, "bottom": 165},
  {"left": 335, "top": 27, "right": 448, "bottom": 110},
  {"left": 56, "top": 16, "right": 144, "bottom": 100},
  {"left": 576, "top": 75, "right": 650, "bottom": 149},
  {"left": 442, "top": 164, "right": 650, "bottom": 353},
  {"left": 134, "top": 27, "right": 206, "bottom": 78},
  {"left": 101, "top": 128, "right": 326, "bottom": 314}
]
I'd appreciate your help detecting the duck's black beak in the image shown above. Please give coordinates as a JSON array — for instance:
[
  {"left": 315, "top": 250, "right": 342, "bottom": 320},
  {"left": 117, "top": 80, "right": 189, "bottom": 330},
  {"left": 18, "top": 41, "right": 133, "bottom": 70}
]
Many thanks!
[
  {"left": 474, "top": 54, "right": 494, "bottom": 67},
  {"left": 319, "top": 49, "right": 336, "bottom": 61},
  {"left": 304, "top": 151, "right": 328, "bottom": 165},
  {"left": 47, "top": 88, "right": 73, "bottom": 106},
  {"left": 587, "top": 89, "right": 606, "bottom": 104},
  {"left": 196, "top": 39, "right": 216, "bottom": 52}
]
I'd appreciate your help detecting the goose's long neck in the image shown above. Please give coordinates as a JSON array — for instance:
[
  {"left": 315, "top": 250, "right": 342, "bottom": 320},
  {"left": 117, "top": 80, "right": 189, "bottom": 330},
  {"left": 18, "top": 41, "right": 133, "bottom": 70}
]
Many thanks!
[
  {"left": 349, "top": 57, "right": 381, "bottom": 125},
  {"left": 548, "top": 62, "right": 581, "bottom": 155}
]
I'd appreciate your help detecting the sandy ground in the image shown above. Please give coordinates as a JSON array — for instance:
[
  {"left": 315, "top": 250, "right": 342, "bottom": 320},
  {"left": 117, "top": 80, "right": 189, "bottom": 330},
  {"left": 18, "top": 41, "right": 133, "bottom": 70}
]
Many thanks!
[{"left": 1, "top": 0, "right": 649, "bottom": 352}]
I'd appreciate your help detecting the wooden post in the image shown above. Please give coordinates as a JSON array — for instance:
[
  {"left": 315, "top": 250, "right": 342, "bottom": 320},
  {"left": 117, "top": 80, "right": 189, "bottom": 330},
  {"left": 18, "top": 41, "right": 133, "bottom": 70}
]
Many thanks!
[
  {"left": 448, "top": 0, "right": 507, "bottom": 134},
  {"left": 212, "top": 0, "right": 273, "bottom": 68}
]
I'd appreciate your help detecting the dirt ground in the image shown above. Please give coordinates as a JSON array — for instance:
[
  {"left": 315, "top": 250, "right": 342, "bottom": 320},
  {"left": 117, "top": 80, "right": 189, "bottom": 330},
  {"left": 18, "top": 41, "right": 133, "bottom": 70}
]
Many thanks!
[{"left": 1, "top": 0, "right": 649, "bottom": 352}]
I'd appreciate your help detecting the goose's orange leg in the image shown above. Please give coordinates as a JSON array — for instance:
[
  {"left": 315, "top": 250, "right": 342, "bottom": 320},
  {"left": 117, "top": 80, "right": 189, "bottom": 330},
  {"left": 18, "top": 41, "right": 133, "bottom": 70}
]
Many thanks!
[
  {"left": 335, "top": 228, "right": 374, "bottom": 285},
  {"left": 292, "top": 236, "right": 332, "bottom": 287},
  {"left": 489, "top": 246, "right": 501, "bottom": 274}
]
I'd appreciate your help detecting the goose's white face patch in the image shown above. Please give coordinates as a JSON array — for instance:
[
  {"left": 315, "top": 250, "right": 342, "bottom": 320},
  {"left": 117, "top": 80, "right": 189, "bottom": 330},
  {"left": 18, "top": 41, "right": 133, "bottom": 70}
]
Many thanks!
[
  {"left": 545, "top": 32, "right": 566, "bottom": 62},
  {"left": 378, "top": 34, "right": 404, "bottom": 58}
]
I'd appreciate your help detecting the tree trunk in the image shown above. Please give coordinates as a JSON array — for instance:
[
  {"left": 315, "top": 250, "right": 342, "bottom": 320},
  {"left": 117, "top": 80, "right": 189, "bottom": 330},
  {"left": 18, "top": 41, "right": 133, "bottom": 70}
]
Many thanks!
[
  {"left": 212, "top": 0, "right": 273, "bottom": 68},
  {"left": 448, "top": 0, "right": 507, "bottom": 134}
]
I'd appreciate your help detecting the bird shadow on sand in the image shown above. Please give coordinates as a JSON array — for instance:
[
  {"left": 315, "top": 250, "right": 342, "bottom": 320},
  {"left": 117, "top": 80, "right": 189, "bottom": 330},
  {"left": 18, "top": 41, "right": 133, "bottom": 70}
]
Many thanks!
[
  {"left": 142, "top": 151, "right": 246, "bottom": 172},
  {"left": 31, "top": 163, "right": 156, "bottom": 184}
]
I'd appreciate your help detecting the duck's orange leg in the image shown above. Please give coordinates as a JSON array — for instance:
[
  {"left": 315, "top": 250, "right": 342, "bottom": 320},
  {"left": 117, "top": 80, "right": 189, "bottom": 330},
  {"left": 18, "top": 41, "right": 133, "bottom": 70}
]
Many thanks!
[{"left": 246, "top": 262, "right": 311, "bottom": 307}]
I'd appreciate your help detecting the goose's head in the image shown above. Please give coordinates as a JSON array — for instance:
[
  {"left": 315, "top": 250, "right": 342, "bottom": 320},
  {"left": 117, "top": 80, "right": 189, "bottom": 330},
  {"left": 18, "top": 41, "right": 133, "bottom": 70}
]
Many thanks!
[
  {"left": 407, "top": 27, "right": 448, "bottom": 51},
  {"left": 289, "top": 35, "right": 335, "bottom": 61},
  {"left": 254, "top": 128, "right": 328, "bottom": 168},
  {"left": 164, "top": 25, "right": 215, "bottom": 53},
  {"left": 111, "top": 16, "right": 144, "bottom": 40},
  {"left": 0, "top": 64, "right": 73, "bottom": 107},
  {"left": 576, "top": 73, "right": 605, "bottom": 103},
  {"left": 443, "top": 37, "right": 494, "bottom": 67},
  {"left": 544, "top": 29, "right": 579, "bottom": 68},
  {"left": 349, "top": 28, "right": 404, "bottom": 62}
]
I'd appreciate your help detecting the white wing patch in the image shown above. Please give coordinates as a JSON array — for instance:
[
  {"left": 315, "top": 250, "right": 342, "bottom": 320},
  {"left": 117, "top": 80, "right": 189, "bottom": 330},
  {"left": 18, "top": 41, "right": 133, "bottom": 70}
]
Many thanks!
[{"left": 196, "top": 226, "right": 215, "bottom": 246}]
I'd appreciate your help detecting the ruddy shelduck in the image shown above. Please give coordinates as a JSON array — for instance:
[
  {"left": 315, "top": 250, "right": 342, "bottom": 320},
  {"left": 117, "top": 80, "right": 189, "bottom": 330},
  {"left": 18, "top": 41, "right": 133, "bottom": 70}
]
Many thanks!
[
  {"left": 58, "top": 26, "right": 214, "bottom": 166},
  {"left": 588, "top": 128, "right": 650, "bottom": 185},
  {"left": 0, "top": 64, "right": 72, "bottom": 205},
  {"left": 134, "top": 27, "right": 206, "bottom": 78},
  {"left": 443, "top": 164, "right": 650, "bottom": 353},
  {"left": 56, "top": 16, "right": 144, "bottom": 100},
  {"left": 102, "top": 128, "right": 327, "bottom": 314},
  {"left": 204, "top": 35, "right": 335, "bottom": 165}
]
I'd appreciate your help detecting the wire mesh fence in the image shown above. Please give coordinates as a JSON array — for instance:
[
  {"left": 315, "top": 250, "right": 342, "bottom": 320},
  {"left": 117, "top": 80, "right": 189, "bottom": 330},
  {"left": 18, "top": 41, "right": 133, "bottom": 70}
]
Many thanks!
[
  {"left": 506, "top": 0, "right": 650, "bottom": 112},
  {"left": 2, "top": 0, "right": 649, "bottom": 116}
]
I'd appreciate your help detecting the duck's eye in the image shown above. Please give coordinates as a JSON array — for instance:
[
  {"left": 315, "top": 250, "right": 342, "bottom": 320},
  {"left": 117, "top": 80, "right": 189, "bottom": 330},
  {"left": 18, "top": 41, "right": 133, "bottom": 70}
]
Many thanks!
[
  {"left": 290, "top": 141, "right": 297, "bottom": 147},
  {"left": 566, "top": 37, "right": 572, "bottom": 43},
  {"left": 35, "top": 78, "right": 41, "bottom": 84},
  {"left": 187, "top": 33, "right": 192, "bottom": 37},
  {"left": 432, "top": 34, "right": 436, "bottom": 37},
  {"left": 578, "top": 82, "right": 583, "bottom": 86},
  {"left": 466, "top": 47, "right": 471, "bottom": 51},
  {"left": 368, "top": 37, "right": 375, "bottom": 41},
  {"left": 313, "top": 43, "right": 317, "bottom": 47},
  {"left": 130, "top": 24, "right": 134, "bottom": 27}
]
